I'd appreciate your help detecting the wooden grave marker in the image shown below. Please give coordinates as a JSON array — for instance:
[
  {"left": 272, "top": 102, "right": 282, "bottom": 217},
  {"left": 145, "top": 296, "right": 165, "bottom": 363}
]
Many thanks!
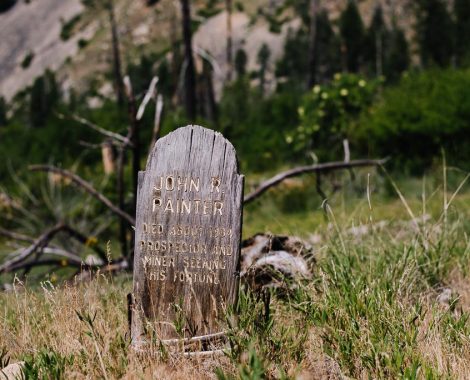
[{"left": 131, "top": 125, "right": 244, "bottom": 350}]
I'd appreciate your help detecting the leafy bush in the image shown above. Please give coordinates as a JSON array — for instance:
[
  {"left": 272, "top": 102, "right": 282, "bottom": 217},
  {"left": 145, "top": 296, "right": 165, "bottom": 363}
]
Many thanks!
[
  {"left": 60, "top": 14, "right": 82, "bottom": 41},
  {"left": 21, "top": 52, "right": 35, "bottom": 69},
  {"left": 288, "top": 73, "right": 380, "bottom": 160},
  {"left": 219, "top": 78, "right": 301, "bottom": 171},
  {"left": 356, "top": 69, "right": 470, "bottom": 172}
]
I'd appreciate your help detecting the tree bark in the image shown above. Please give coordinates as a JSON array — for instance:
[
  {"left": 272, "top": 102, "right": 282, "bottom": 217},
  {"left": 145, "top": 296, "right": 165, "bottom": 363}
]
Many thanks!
[
  {"left": 226, "top": 0, "right": 233, "bottom": 82},
  {"left": 123, "top": 77, "right": 140, "bottom": 219},
  {"left": 116, "top": 146, "right": 129, "bottom": 259},
  {"left": 108, "top": 0, "right": 125, "bottom": 106},
  {"left": 307, "top": 0, "right": 319, "bottom": 88},
  {"left": 180, "top": 0, "right": 197, "bottom": 121}
]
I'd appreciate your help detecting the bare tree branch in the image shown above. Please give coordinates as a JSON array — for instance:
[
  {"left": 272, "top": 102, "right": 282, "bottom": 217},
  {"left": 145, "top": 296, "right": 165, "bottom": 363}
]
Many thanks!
[
  {"left": 0, "top": 223, "right": 65, "bottom": 273},
  {"left": 79, "top": 141, "right": 103, "bottom": 149},
  {"left": 149, "top": 94, "right": 164, "bottom": 151},
  {"left": 58, "top": 113, "right": 131, "bottom": 146},
  {"left": 1, "top": 224, "right": 107, "bottom": 262},
  {"left": 136, "top": 77, "right": 159, "bottom": 121},
  {"left": 28, "top": 165, "right": 135, "bottom": 225},
  {"left": 0, "top": 227, "right": 34, "bottom": 243},
  {"left": 42, "top": 247, "right": 83, "bottom": 263},
  {"left": 244, "top": 158, "right": 388, "bottom": 204},
  {"left": 7, "top": 259, "right": 83, "bottom": 273},
  {"left": 124, "top": 75, "right": 141, "bottom": 216},
  {"left": 61, "top": 224, "right": 108, "bottom": 262}
]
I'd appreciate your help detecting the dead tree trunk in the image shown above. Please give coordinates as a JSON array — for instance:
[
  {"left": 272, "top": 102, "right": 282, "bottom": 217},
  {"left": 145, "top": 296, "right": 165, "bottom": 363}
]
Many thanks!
[
  {"left": 170, "top": 2, "right": 181, "bottom": 107},
  {"left": 203, "top": 60, "right": 218, "bottom": 125},
  {"left": 307, "top": 0, "right": 319, "bottom": 88},
  {"left": 108, "top": 0, "right": 125, "bottom": 106},
  {"left": 101, "top": 139, "right": 115, "bottom": 175},
  {"left": 180, "top": 0, "right": 197, "bottom": 121},
  {"left": 116, "top": 146, "right": 128, "bottom": 258},
  {"left": 226, "top": 0, "right": 233, "bottom": 82},
  {"left": 123, "top": 77, "right": 140, "bottom": 218}
]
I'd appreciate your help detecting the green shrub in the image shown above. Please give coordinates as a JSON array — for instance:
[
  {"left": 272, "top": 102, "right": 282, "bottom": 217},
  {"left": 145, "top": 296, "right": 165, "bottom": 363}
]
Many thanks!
[
  {"left": 219, "top": 78, "right": 301, "bottom": 172},
  {"left": 356, "top": 69, "right": 470, "bottom": 172},
  {"left": 21, "top": 52, "right": 34, "bottom": 69},
  {"left": 288, "top": 73, "right": 380, "bottom": 160},
  {"left": 22, "top": 349, "right": 74, "bottom": 380},
  {"left": 60, "top": 14, "right": 82, "bottom": 41}
]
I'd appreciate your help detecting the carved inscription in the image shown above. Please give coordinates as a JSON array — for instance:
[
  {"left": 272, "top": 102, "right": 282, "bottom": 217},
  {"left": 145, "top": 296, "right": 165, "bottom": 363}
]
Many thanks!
[
  {"left": 140, "top": 174, "right": 232, "bottom": 286},
  {"left": 131, "top": 126, "right": 244, "bottom": 344}
]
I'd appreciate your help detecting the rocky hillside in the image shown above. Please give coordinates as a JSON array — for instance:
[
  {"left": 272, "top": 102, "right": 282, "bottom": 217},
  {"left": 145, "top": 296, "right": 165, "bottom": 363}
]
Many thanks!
[
  {"left": 0, "top": 0, "right": 423, "bottom": 101},
  {"left": 0, "top": 0, "right": 95, "bottom": 100}
]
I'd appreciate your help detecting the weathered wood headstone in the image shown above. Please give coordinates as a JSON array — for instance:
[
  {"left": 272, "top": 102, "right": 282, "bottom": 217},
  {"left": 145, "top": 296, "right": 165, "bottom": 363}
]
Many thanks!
[{"left": 131, "top": 125, "right": 244, "bottom": 348}]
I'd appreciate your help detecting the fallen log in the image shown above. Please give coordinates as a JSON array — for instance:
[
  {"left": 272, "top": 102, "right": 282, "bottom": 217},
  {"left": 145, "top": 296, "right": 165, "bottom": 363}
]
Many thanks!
[{"left": 244, "top": 158, "right": 388, "bottom": 204}]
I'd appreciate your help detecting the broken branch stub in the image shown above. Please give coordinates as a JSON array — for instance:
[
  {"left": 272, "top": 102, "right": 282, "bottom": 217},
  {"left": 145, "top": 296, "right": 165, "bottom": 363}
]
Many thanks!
[{"left": 131, "top": 125, "right": 244, "bottom": 346}]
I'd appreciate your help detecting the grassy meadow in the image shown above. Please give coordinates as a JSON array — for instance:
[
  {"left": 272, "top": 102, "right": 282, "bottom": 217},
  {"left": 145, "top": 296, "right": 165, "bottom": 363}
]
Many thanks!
[{"left": 1, "top": 166, "right": 470, "bottom": 379}]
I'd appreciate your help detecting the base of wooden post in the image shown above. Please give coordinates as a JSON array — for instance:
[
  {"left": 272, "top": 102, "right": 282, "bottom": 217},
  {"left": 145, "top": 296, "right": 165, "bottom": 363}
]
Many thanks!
[{"left": 127, "top": 293, "right": 229, "bottom": 357}]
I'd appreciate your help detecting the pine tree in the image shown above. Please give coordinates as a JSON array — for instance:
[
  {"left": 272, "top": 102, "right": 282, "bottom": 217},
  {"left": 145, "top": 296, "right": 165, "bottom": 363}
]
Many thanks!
[
  {"left": 275, "top": 28, "right": 309, "bottom": 82},
  {"left": 0, "top": 97, "right": 7, "bottom": 126},
  {"left": 415, "top": 0, "right": 454, "bottom": 67},
  {"left": 0, "top": 0, "right": 16, "bottom": 13},
  {"left": 257, "top": 43, "right": 271, "bottom": 94},
  {"left": 454, "top": 0, "right": 470, "bottom": 66},
  {"left": 339, "top": 0, "right": 365, "bottom": 73},
  {"left": 364, "top": 5, "right": 388, "bottom": 77},
  {"left": 234, "top": 48, "right": 248, "bottom": 78},
  {"left": 384, "top": 27, "right": 409, "bottom": 81},
  {"left": 30, "top": 77, "right": 47, "bottom": 128},
  {"left": 277, "top": 7, "right": 339, "bottom": 86},
  {"left": 314, "top": 10, "right": 341, "bottom": 82},
  {"left": 29, "top": 71, "right": 59, "bottom": 128},
  {"left": 180, "top": 0, "right": 197, "bottom": 120}
]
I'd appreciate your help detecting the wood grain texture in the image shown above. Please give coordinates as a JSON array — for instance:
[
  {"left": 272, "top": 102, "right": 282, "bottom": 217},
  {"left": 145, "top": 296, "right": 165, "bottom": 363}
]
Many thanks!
[{"left": 131, "top": 125, "right": 244, "bottom": 345}]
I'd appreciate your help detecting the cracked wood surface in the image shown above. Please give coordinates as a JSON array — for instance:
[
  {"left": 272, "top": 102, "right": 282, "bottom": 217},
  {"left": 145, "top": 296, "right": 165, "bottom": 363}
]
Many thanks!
[{"left": 131, "top": 125, "right": 244, "bottom": 343}]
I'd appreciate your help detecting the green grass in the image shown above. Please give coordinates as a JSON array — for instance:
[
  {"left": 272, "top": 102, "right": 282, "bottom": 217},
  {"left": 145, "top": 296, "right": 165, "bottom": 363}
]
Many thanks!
[{"left": 1, "top": 168, "right": 470, "bottom": 378}]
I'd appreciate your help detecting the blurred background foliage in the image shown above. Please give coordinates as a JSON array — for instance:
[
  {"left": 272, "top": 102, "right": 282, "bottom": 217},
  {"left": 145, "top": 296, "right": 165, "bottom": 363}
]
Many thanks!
[{"left": 0, "top": 0, "right": 469, "bottom": 198}]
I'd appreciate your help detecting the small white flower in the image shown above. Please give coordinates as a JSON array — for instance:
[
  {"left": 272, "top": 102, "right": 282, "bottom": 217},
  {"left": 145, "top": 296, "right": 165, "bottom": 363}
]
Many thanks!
[
  {"left": 358, "top": 79, "right": 366, "bottom": 87},
  {"left": 321, "top": 92, "right": 329, "bottom": 100},
  {"left": 286, "top": 135, "right": 293, "bottom": 144},
  {"left": 313, "top": 85, "right": 321, "bottom": 94},
  {"left": 334, "top": 73, "right": 341, "bottom": 81},
  {"left": 340, "top": 88, "right": 348, "bottom": 96}
]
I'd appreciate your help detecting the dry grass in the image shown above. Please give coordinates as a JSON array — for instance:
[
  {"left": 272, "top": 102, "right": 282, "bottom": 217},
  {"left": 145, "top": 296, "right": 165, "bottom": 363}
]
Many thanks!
[
  {"left": 1, "top": 170, "right": 470, "bottom": 379},
  {"left": 0, "top": 275, "right": 235, "bottom": 379}
]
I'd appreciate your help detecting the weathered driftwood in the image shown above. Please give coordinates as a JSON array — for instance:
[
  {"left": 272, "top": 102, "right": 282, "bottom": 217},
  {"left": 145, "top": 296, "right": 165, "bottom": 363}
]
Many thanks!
[
  {"left": 240, "top": 233, "right": 315, "bottom": 292},
  {"left": 28, "top": 165, "right": 135, "bottom": 226},
  {"left": 131, "top": 125, "right": 244, "bottom": 344},
  {"left": 243, "top": 158, "right": 388, "bottom": 204}
]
